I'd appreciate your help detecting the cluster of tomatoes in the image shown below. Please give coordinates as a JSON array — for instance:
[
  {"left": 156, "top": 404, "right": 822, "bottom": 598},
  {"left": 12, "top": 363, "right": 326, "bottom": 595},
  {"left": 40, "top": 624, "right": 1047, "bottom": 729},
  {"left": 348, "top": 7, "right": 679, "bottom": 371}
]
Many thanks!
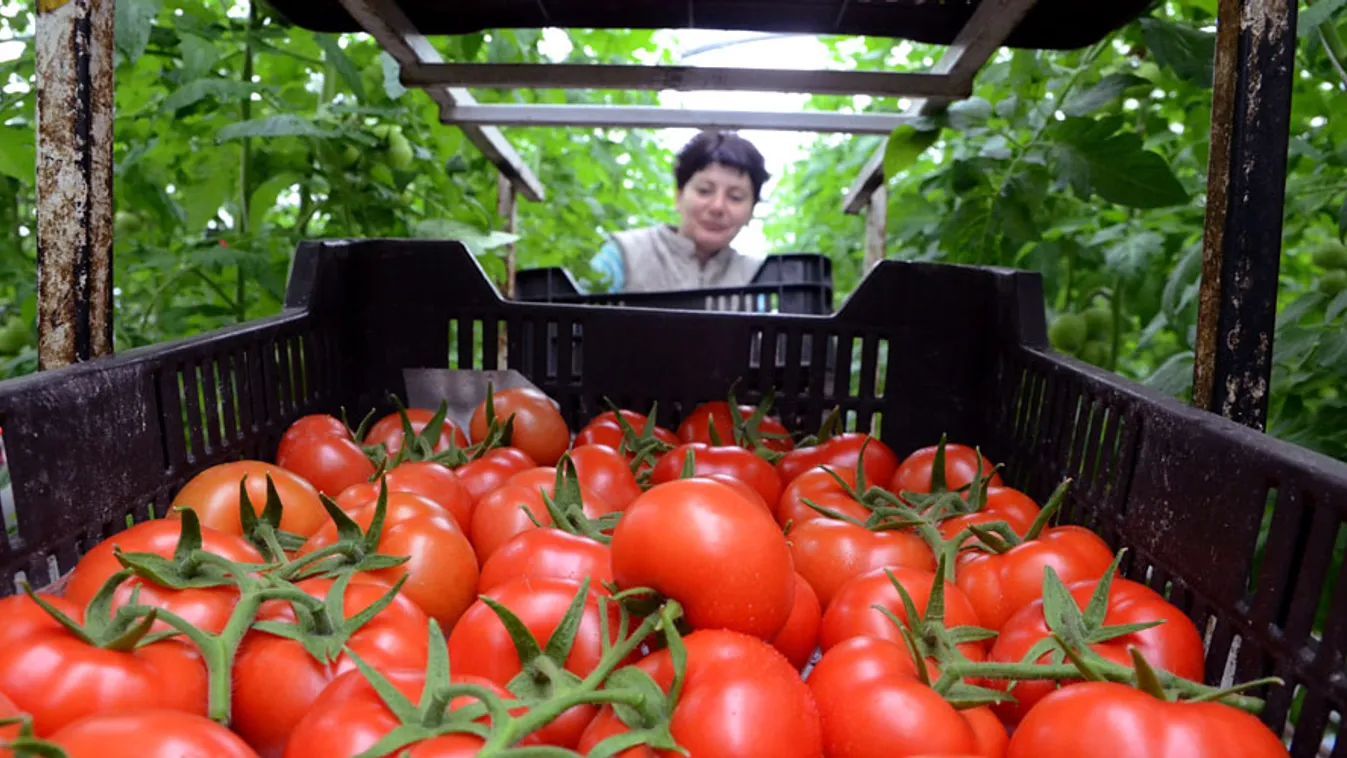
[{"left": 0, "top": 386, "right": 1293, "bottom": 757}]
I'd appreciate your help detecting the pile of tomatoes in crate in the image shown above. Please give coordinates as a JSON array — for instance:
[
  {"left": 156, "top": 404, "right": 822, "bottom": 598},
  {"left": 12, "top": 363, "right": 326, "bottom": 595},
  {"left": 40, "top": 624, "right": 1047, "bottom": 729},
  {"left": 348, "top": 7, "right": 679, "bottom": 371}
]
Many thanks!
[{"left": 0, "top": 386, "right": 1293, "bottom": 757}]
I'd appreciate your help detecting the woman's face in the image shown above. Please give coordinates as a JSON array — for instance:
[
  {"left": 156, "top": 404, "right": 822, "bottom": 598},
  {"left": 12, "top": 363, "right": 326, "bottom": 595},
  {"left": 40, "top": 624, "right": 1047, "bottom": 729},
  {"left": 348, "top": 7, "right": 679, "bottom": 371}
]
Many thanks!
[{"left": 676, "top": 162, "right": 756, "bottom": 256}]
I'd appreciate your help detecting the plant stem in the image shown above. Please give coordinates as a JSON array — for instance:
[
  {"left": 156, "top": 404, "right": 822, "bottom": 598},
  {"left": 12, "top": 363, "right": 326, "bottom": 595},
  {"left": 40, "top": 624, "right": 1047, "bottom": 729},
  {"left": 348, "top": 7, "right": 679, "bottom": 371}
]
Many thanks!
[
  {"left": 236, "top": 0, "right": 257, "bottom": 323},
  {"left": 1110, "top": 275, "right": 1124, "bottom": 372}
]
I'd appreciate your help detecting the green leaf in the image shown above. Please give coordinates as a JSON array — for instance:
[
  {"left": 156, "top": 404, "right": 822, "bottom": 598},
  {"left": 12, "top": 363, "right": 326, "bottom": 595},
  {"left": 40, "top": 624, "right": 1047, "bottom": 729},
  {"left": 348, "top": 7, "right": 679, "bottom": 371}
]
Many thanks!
[
  {"left": 249, "top": 173, "right": 299, "bottom": 233},
  {"left": 1053, "top": 119, "right": 1189, "bottom": 209},
  {"left": 947, "top": 97, "right": 992, "bottom": 130},
  {"left": 1144, "top": 351, "right": 1196, "bottom": 397},
  {"left": 163, "top": 79, "right": 259, "bottom": 113},
  {"left": 313, "top": 33, "right": 367, "bottom": 102},
  {"left": 381, "top": 53, "right": 407, "bottom": 100},
  {"left": 216, "top": 115, "right": 343, "bottom": 144},
  {"left": 1299, "top": 0, "right": 1347, "bottom": 34},
  {"left": 115, "top": 0, "right": 164, "bottom": 66},
  {"left": 178, "top": 34, "right": 221, "bottom": 81},
  {"left": 1140, "top": 17, "right": 1216, "bottom": 88},
  {"left": 410, "top": 219, "right": 519, "bottom": 254},
  {"left": 883, "top": 124, "right": 940, "bottom": 180},
  {"left": 0, "top": 126, "right": 35, "bottom": 183},
  {"left": 1062, "top": 74, "right": 1148, "bottom": 117},
  {"left": 1338, "top": 194, "right": 1347, "bottom": 242}
]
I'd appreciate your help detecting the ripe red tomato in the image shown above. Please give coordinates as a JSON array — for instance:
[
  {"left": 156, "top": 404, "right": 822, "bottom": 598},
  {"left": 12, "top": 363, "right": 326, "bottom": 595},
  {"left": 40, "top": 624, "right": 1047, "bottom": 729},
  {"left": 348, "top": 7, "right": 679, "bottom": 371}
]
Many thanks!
[
  {"left": 986, "top": 575, "right": 1206, "bottom": 726},
  {"left": 771, "top": 573, "right": 823, "bottom": 670},
  {"left": 1006, "top": 682, "right": 1290, "bottom": 757},
  {"left": 678, "top": 400, "right": 795, "bottom": 453},
  {"left": 170, "top": 460, "right": 327, "bottom": 538},
  {"left": 578, "top": 629, "right": 822, "bottom": 758},
  {"left": 787, "top": 517, "right": 935, "bottom": 610},
  {"left": 777, "top": 465, "right": 874, "bottom": 528},
  {"left": 334, "top": 461, "right": 472, "bottom": 533},
  {"left": 304, "top": 490, "right": 449, "bottom": 550},
  {"left": 454, "top": 447, "right": 536, "bottom": 504},
  {"left": 470, "top": 473, "right": 611, "bottom": 563},
  {"left": 649, "top": 443, "right": 783, "bottom": 509},
  {"left": 891, "top": 443, "right": 1001, "bottom": 494},
  {"left": 63, "top": 517, "right": 262, "bottom": 634},
  {"left": 820, "top": 566, "right": 985, "bottom": 661},
  {"left": 231, "top": 577, "right": 432, "bottom": 757},
  {"left": 808, "top": 636, "right": 1007, "bottom": 758},
  {"left": 611, "top": 478, "right": 795, "bottom": 640},
  {"left": 363, "top": 407, "right": 469, "bottom": 457},
  {"left": 0, "top": 690, "right": 21, "bottom": 757},
  {"left": 936, "top": 485, "right": 1041, "bottom": 542},
  {"left": 567, "top": 444, "right": 643, "bottom": 510},
  {"left": 470, "top": 388, "right": 571, "bottom": 466},
  {"left": 276, "top": 414, "right": 375, "bottom": 497},
  {"left": 283, "top": 667, "right": 521, "bottom": 758},
  {"left": 777, "top": 432, "right": 899, "bottom": 488},
  {"left": 448, "top": 577, "right": 620, "bottom": 748},
  {"left": 478, "top": 528, "right": 613, "bottom": 594},
  {"left": 44, "top": 710, "right": 261, "bottom": 758},
  {"left": 0, "top": 593, "right": 207, "bottom": 736},
  {"left": 575, "top": 409, "right": 678, "bottom": 454},
  {"left": 955, "top": 525, "right": 1115, "bottom": 631}
]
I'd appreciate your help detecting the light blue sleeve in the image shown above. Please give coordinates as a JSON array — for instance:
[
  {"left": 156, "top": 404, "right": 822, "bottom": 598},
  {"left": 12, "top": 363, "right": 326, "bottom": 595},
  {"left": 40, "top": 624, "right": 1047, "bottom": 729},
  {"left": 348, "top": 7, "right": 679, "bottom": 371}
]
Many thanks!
[{"left": 589, "top": 241, "right": 625, "bottom": 293}]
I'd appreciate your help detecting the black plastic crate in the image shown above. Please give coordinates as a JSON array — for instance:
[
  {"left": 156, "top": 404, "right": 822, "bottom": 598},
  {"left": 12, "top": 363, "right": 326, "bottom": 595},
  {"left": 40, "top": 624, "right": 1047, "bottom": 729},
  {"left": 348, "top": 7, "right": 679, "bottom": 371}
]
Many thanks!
[
  {"left": 514, "top": 252, "right": 834, "bottom": 315},
  {"left": 0, "top": 239, "right": 1344, "bottom": 754}
]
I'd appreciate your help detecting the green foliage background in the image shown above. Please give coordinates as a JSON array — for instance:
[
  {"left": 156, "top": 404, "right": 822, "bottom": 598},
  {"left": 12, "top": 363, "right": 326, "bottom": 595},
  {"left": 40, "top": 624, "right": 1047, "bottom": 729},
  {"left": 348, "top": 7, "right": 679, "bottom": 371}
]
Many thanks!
[{"left": 1, "top": 0, "right": 1346, "bottom": 462}]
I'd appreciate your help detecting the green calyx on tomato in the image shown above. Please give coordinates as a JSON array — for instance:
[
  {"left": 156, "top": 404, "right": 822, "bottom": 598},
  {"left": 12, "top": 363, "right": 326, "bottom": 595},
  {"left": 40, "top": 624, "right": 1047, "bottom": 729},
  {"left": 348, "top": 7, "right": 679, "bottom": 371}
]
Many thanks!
[
  {"left": 373, "top": 396, "right": 483, "bottom": 471},
  {"left": 281, "top": 480, "right": 413, "bottom": 581},
  {"left": 932, "top": 551, "right": 1273, "bottom": 713},
  {"left": 344, "top": 591, "right": 687, "bottom": 758},
  {"left": 22, "top": 572, "right": 163, "bottom": 653},
  {"left": 957, "top": 477, "right": 1070, "bottom": 555},
  {"left": 528, "top": 456, "right": 620, "bottom": 544},
  {"left": 112, "top": 508, "right": 245, "bottom": 592},
  {"left": 720, "top": 386, "right": 795, "bottom": 462},
  {"left": 600, "top": 399, "right": 677, "bottom": 480},
  {"left": 234, "top": 473, "right": 308, "bottom": 561},
  {"left": 0, "top": 714, "right": 75, "bottom": 758},
  {"left": 250, "top": 571, "right": 411, "bottom": 664}
]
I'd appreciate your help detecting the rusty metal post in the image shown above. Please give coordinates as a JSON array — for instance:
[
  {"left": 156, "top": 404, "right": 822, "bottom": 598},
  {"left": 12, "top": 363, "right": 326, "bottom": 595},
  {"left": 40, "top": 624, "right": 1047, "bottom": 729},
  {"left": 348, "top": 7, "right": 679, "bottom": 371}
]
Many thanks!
[
  {"left": 863, "top": 183, "right": 887, "bottom": 272},
  {"left": 35, "top": 0, "right": 115, "bottom": 370},
  {"left": 1191, "top": 0, "right": 1297, "bottom": 430}
]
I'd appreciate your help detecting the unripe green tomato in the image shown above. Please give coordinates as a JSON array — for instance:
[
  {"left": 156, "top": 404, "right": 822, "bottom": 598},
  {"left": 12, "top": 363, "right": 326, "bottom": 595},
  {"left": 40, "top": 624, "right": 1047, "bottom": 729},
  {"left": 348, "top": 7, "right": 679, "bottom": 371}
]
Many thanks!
[
  {"left": 1084, "top": 307, "right": 1113, "bottom": 339},
  {"left": 371, "top": 124, "right": 393, "bottom": 140},
  {"left": 1312, "top": 242, "right": 1347, "bottom": 271},
  {"left": 1319, "top": 269, "right": 1347, "bottom": 297},
  {"left": 339, "top": 145, "right": 361, "bottom": 168},
  {"left": 1080, "top": 340, "right": 1111, "bottom": 367},
  {"left": 388, "top": 133, "right": 413, "bottom": 171},
  {"left": 369, "top": 163, "right": 395, "bottom": 186},
  {"left": 1049, "top": 313, "right": 1088, "bottom": 354},
  {"left": 0, "top": 317, "right": 29, "bottom": 354}
]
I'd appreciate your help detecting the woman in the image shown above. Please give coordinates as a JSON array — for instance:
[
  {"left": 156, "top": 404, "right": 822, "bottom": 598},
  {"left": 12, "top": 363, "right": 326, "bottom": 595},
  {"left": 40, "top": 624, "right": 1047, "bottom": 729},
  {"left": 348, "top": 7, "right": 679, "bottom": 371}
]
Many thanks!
[{"left": 590, "top": 130, "right": 769, "bottom": 293}]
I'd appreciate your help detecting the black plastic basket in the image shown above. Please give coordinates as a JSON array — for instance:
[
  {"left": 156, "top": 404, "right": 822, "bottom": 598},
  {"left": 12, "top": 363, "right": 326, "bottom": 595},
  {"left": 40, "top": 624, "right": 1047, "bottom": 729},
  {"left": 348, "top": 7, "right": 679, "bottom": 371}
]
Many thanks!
[
  {"left": 0, "top": 239, "right": 1343, "bottom": 755},
  {"left": 514, "top": 252, "right": 834, "bottom": 316}
]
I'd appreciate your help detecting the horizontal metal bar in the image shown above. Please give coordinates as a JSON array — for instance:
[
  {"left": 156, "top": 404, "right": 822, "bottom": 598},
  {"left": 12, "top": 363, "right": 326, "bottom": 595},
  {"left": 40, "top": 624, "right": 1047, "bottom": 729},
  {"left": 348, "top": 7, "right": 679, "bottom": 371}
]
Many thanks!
[
  {"left": 439, "top": 103, "right": 913, "bottom": 135},
  {"left": 842, "top": 0, "right": 1041, "bottom": 214},
  {"left": 335, "top": 0, "right": 545, "bottom": 202},
  {"left": 402, "top": 62, "right": 971, "bottom": 99}
]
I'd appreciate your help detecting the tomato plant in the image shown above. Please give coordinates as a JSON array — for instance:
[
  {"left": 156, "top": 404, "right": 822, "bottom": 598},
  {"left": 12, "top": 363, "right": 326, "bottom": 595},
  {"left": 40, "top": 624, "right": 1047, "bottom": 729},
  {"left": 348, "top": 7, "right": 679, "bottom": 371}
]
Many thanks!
[
  {"left": 276, "top": 413, "right": 375, "bottom": 497},
  {"left": 611, "top": 478, "right": 795, "bottom": 639},
  {"left": 1006, "top": 682, "right": 1290, "bottom": 757},
  {"left": 648, "top": 443, "right": 784, "bottom": 509},
  {"left": 470, "top": 388, "right": 571, "bottom": 466},
  {"left": 578, "top": 629, "right": 823, "bottom": 758},
  {"left": 230, "top": 575, "right": 431, "bottom": 757},
  {"left": 171, "top": 460, "right": 327, "bottom": 539}
]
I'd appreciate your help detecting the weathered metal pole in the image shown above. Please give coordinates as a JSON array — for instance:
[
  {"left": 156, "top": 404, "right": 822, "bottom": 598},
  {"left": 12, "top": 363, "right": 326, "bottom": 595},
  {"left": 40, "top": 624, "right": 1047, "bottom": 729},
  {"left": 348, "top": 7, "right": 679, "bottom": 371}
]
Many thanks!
[
  {"left": 1191, "top": 0, "right": 1298, "bottom": 430},
  {"left": 497, "top": 170, "right": 518, "bottom": 298},
  {"left": 35, "top": 0, "right": 115, "bottom": 370},
  {"left": 863, "top": 183, "right": 887, "bottom": 272}
]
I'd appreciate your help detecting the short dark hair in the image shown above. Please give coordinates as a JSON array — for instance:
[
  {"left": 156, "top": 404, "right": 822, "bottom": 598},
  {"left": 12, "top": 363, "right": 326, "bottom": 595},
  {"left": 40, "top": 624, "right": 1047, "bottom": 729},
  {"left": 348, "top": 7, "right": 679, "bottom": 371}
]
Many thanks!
[{"left": 674, "top": 131, "right": 770, "bottom": 202}]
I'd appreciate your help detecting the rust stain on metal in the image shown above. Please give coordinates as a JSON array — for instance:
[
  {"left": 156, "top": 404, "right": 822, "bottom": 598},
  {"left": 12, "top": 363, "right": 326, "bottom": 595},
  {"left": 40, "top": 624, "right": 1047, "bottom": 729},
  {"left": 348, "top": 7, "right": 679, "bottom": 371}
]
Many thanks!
[
  {"left": 1192, "top": 0, "right": 1242, "bottom": 412},
  {"left": 35, "top": 0, "right": 114, "bottom": 371}
]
